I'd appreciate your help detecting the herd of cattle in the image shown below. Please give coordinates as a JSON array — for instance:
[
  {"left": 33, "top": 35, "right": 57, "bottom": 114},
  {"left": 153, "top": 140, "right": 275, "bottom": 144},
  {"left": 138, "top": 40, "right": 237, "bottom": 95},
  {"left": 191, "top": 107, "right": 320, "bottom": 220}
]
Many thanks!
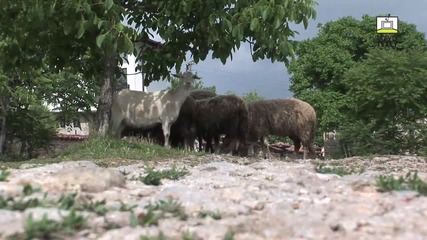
[{"left": 110, "top": 71, "right": 317, "bottom": 159}]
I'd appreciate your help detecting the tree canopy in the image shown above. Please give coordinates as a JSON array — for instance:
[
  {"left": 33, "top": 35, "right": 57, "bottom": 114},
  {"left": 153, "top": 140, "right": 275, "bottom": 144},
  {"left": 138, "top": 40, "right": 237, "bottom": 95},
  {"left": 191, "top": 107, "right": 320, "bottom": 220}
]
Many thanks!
[
  {"left": 1, "top": 0, "right": 319, "bottom": 156},
  {"left": 288, "top": 15, "right": 427, "bottom": 156}
]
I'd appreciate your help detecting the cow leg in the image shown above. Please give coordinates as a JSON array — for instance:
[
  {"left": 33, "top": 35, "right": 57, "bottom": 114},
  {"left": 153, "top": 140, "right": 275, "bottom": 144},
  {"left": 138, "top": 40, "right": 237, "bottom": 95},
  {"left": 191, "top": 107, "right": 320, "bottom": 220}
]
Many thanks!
[
  {"left": 110, "top": 116, "right": 124, "bottom": 139},
  {"left": 161, "top": 122, "right": 172, "bottom": 148},
  {"left": 293, "top": 139, "right": 301, "bottom": 159},
  {"left": 262, "top": 137, "right": 272, "bottom": 159}
]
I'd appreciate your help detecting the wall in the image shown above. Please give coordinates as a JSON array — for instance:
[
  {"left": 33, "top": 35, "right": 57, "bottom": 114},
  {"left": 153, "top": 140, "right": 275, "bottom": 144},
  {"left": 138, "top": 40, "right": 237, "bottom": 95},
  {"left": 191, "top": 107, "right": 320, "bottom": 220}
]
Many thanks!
[
  {"left": 120, "top": 53, "right": 147, "bottom": 92},
  {"left": 55, "top": 112, "right": 95, "bottom": 136}
]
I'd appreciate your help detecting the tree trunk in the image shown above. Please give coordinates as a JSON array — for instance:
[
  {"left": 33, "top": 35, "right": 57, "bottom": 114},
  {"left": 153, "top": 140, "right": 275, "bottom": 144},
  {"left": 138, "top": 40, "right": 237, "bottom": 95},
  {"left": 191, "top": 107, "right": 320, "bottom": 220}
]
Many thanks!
[
  {"left": 0, "top": 96, "right": 9, "bottom": 156},
  {"left": 95, "top": 53, "right": 117, "bottom": 136}
]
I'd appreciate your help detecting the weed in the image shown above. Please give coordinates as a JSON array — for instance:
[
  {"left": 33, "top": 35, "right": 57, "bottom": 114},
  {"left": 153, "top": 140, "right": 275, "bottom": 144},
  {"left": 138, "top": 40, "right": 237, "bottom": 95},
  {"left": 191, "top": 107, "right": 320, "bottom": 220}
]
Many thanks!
[
  {"left": 139, "top": 198, "right": 188, "bottom": 226},
  {"left": 22, "top": 213, "right": 61, "bottom": 239},
  {"left": 119, "top": 201, "right": 137, "bottom": 212},
  {"left": 80, "top": 199, "right": 108, "bottom": 216},
  {"left": 265, "top": 175, "right": 275, "bottom": 181},
  {"left": 10, "top": 198, "right": 43, "bottom": 211},
  {"left": 0, "top": 169, "right": 10, "bottom": 181},
  {"left": 57, "top": 193, "right": 77, "bottom": 210},
  {"left": 15, "top": 209, "right": 86, "bottom": 240},
  {"left": 22, "top": 184, "right": 41, "bottom": 196},
  {"left": 142, "top": 167, "right": 189, "bottom": 186},
  {"left": 197, "top": 210, "right": 222, "bottom": 220},
  {"left": 60, "top": 209, "right": 87, "bottom": 234},
  {"left": 182, "top": 230, "right": 197, "bottom": 240},
  {"left": 376, "top": 171, "right": 427, "bottom": 195},
  {"left": 224, "top": 230, "right": 235, "bottom": 240},
  {"left": 315, "top": 165, "right": 364, "bottom": 176},
  {"left": 140, "top": 232, "right": 167, "bottom": 240}
]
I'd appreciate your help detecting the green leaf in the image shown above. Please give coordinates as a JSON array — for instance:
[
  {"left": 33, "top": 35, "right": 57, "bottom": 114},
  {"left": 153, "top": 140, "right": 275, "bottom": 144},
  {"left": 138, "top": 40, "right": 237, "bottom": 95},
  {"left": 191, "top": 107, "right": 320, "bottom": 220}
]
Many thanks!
[
  {"left": 96, "top": 33, "right": 108, "bottom": 48},
  {"left": 261, "top": 7, "right": 270, "bottom": 21},
  {"left": 123, "top": 37, "right": 134, "bottom": 54},
  {"left": 274, "top": 18, "right": 282, "bottom": 29},
  {"left": 250, "top": 18, "right": 260, "bottom": 31},
  {"left": 63, "top": 22, "right": 72, "bottom": 35},
  {"left": 303, "top": 17, "right": 308, "bottom": 29},
  {"left": 223, "top": 19, "right": 232, "bottom": 32},
  {"left": 104, "top": 0, "right": 114, "bottom": 11},
  {"left": 76, "top": 21, "right": 85, "bottom": 39}
]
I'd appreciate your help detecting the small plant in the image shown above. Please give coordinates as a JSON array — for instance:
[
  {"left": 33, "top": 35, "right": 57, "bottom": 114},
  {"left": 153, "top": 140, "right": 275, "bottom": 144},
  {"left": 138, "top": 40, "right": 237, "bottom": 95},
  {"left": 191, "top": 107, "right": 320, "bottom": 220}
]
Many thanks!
[
  {"left": 10, "top": 198, "right": 43, "bottom": 211},
  {"left": 197, "top": 210, "right": 222, "bottom": 220},
  {"left": 0, "top": 169, "right": 10, "bottom": 181},
  {"left": 182, "top": 230, "right": 197, "bottom": 240},
  {"left": 315, "top": 165, "right": 364, "bottom": 176},
  {"left": 119, "top": 201, "right": 137, "bottom": 212},
  {"left": 265, "top": 175, "right": 275, "bottom": 181},
  {"left": 57, "top": 193, "right": 77, "bottom": 210},
  {"left": 224, "top": 230, "right": 235, "bottom": 240},
  {"left": 80, "top": 199, "right": 108, "bottom": 216},
  {"left": 23, "top": 213, "right": 61, "bottom": 239},
  {"left": 139, "top": 198, "right": 188, "bottom": 226},
  {"left": 140, "top": 232, "right": 167, "bottom": 240},
  {"left": 17, "top": 210, "right": 86, "bottom": 239},
  {"left": 376, "top": 171, "right": 427, "bottom": 196},
  {"left": 60, "top": 209, "right": 87, "bottom": 234},
  {"left": 0, "top": 194, "right": 46, "bottom": 211},
  {"left": 22, "top": 184, "right": 41, "bottom": 196},
  {"left": 141, "top": 167, "right": 189, "bottom": 186}
]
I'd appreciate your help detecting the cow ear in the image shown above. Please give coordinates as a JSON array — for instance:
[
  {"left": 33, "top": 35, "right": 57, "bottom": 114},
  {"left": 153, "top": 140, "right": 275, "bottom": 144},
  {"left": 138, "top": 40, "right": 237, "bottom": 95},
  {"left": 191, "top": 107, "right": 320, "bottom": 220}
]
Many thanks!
[
  {"left": 173, "top": 73, "right": 183, "bottom": 78},
  {"left": 193, "top": 75, "right": 201, "bottom": 79}
]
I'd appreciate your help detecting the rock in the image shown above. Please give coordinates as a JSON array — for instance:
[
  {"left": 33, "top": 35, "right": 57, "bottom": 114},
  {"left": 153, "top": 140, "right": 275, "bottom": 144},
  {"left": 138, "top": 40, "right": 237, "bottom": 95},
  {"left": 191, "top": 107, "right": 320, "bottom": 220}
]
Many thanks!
[
  {"left": 0, "top": 210, "right": 24, "bottom": 238},
  {"left": 37, "top": 167, "right": 126, "bottom": 193},
  {"left": 0, "top": 155, "right": 426, "bottom": 239}
]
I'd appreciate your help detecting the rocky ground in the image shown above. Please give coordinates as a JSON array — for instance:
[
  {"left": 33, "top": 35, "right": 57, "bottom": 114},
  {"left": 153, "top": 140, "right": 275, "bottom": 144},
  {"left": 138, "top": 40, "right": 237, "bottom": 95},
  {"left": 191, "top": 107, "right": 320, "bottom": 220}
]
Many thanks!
[{"left": 0, "top": 155, "right": 427, "bottom": 240}]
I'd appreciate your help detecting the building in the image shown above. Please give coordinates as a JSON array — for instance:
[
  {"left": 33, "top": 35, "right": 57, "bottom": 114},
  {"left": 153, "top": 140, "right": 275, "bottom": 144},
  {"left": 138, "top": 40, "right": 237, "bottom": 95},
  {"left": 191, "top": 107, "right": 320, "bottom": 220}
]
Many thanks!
[{"left": 51, "top": 39, "right": 162, "bottom": 137}]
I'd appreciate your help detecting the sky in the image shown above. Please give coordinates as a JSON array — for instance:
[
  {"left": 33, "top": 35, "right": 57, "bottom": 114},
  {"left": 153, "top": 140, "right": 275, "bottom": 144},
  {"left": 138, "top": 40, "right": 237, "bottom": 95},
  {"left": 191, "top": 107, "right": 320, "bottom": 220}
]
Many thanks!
[{"left": 145, "top": 0, "right": 427, "bottom": 99}]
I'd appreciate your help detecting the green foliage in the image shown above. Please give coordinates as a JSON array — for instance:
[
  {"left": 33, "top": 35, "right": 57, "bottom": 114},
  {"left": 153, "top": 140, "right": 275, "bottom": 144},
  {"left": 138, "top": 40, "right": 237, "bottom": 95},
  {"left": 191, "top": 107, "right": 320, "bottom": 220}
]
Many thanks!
[
  {"left": 132, "top": 167, "right": 190, "bottom": 186},
  {"left": 58, "top": 136, "right": 187, "bottom": 161},
  {"left": 225, "top": 90, "right": 264, "bottom": 101},
  {"left": 315, "top": 165, "right": 364, "bottom": 176},
  {"left": 169, "top": 76, "right": 216, "bottom": 93},
  {"left": 20, "top": 210, "right": 86, "bottom": 239},
  {"left": 376, "top": 171, "right": 427, "bottom": 196},
  {"left": 241, "top": 89, "right": 264, "bottom": 102},
  {"left": 288, "top": 15, "right": 427, "bottom": 156},
  {"left": 224, "top": 230, "right": 235, "bottom": 240},
  {"left": 129, "top": 0, "right": 319, "bottom": 83},
  {"left": 0, "top": 169, "right": 10, "bottom": 181},
  {"left": 6, "top": 102, "right": 58, "bottom": 159},
  {"left": 342, "top": 49, "right": 427, "bottom": 155},
  {"left": 137, "top": 198, "right": 188, "bottom": 226},
  {"left": 197, "top": 210, "right": 222, "bottom": 220}
]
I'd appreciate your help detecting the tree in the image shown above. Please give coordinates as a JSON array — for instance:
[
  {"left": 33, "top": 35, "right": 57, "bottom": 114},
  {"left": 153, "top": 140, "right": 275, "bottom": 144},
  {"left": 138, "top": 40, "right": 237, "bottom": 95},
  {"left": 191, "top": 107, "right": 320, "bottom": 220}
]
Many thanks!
[
  {"left": 288, "top": 15, "right": 427, "bottom": 136},
  {"left": 1, "top": 0, "right": 319, "bottom": 143},
  {"left": 169, "top": 76, "right": 216, "bottom": 93},
  {"left": 341, "top": 49, "right": 427, "bottom": 155}
]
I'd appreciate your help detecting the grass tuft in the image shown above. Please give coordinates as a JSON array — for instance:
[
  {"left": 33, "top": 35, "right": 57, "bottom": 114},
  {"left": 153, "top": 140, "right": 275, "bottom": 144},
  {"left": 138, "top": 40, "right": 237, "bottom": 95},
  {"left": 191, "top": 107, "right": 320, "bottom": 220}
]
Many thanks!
[
  {"left": 12, "top": 210, "right": 86, "bottom": 239},
  {"left": 197, "top": 210, "right": 222, "bottom": 220},
  {"left": 376, "top": 171, "right": 427, "bottom": 195},
  {"left": 133, "top": 198, "right": 188, "bottom": 226},
  {"left": 130, "top": 167, "right": 190, "bottom": 186},
  {"left": 315, "top": 165, "right": 364, "bottom": 176},
  {"left": 0, "top": 169, "right": 10, "bottom": 181},
  {"left": 0, "top": 137, "right": 190, "bottom": 169}
]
